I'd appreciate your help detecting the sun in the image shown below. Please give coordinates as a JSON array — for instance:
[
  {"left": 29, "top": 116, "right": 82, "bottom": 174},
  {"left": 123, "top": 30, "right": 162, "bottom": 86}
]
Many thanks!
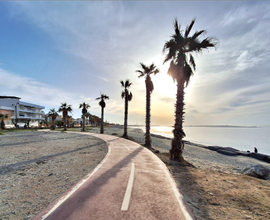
[
  {"left": 149, "top": 56, "right": 177, "bottom": 97},
  {"left": 152, "top": 67, "right": 177, "bottom": 97}
]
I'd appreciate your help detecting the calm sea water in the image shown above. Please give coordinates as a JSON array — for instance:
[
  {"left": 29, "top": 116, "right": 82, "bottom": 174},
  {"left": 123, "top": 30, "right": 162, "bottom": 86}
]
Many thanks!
[{"left": 132, "top": 126, "right": 270, "bottom": 155}]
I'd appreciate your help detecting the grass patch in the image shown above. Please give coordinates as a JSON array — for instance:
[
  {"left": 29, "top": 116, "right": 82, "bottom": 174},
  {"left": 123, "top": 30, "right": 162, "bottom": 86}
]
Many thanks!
[{"left": 0, "top": 128, "right": 38, "bottom": 135}]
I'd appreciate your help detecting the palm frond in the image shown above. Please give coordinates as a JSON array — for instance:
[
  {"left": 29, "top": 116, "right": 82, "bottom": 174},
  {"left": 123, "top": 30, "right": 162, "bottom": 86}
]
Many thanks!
[
  {"left": 121, "top": 91, "right": 125, "bottom": 99},
  {"left": 162, "top": 39, "right": 175, "bottom": 53},
  {"left": 128, "top": 92, "right": 133, "bottom": 101},
  {"left": 199, "top": 37, "right": 218, "bottom": 50},
  {"left": 149, "top": 63, "right": 155, "bottom": 70},
  {"left": 191, "top": 30, "right": 205, "bottom": 40},
  {"left": 125, "top": 80, "right": 132, "bottom": 88},
  {"left": 136, "top": 70, "right": 144, "bottom": 78},
  {"left": 102, "top": 95, "right": 109, "bottom": 100},
  {"left": 183, "top": 64, "right": 194, "bottom": 87},
  {"left": 120, "top": 80, "right": 124, "bottom": 87},
  {"left": 174, "top": 19, "right": 181, "bottom": 37},
  {"left": 154, "top": 68, "right": 160, "bottom": 75},
  {"left": 185, "top": 19, "right": 196, "bottom": 38},
  {"left": 140, "top": 62, "right": 148, "bottom": 71},
  {"left": 189, "top": 54, "right": 196, "bottom": 71}
]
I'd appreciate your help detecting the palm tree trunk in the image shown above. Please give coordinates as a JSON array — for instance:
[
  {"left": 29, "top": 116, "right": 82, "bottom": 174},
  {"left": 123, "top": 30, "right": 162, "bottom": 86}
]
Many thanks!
[
  {"left": 170, "top": 79, "right": 185, "bottom": 162},
  {"left": 63, "top": 111, "right": 67, "bottom": 131},
  {"left": 82, "top": 115, "right": 85, "bottom": 132},
  {"left": 100, "top": 107, "right": 104, "bottom": 134},
  {"left": 123, "top": 96, "right": 128, "bottom": 137},
  {"left": 64, "top": 116, "right": 67, "bottom": 131},
  {"left": 1, "top": 120, "right": 5, "bottom": 130},
  {"left": 145, "top": 87, "right": 151, "bottom": 148},
  {"left": 53, "top": 119, "right": 55, "bottom": 130}
]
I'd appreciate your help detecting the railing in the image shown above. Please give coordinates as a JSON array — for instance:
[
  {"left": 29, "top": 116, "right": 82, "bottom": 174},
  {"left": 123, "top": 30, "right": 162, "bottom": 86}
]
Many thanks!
[
  {"left": 19, "top": 108, "right": 44, "bottom": 114},
  {"left": 17, "top": 115, "right": 45, "bottom": 120}
]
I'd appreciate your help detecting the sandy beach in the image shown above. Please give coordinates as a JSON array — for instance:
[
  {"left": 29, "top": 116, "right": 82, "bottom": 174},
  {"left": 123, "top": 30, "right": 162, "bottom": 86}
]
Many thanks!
[
  {"left": 1, "top": 127, "right": 270, "bottom": 220},
  {"left": 89, "top": 126, "right": 270, "bottom": 173}
]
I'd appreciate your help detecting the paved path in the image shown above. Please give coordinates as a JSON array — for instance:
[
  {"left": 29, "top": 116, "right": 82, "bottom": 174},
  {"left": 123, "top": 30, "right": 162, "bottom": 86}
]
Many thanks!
[{"left": 34, "top": 132, "right": 195, "bottom": 220}]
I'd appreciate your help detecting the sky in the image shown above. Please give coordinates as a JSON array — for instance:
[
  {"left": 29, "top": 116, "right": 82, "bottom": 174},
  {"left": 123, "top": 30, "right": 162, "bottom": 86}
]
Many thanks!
[{"left": 0, "top": 1, "right": 270, "bottom": 127}]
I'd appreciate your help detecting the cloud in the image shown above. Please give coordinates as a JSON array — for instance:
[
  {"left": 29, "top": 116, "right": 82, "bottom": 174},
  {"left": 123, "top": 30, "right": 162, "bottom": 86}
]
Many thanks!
[
  {"left": 159, "top": 96, "right": 175, "bottom": 104},
  {"left": 2, "top": 1, "right": 270, "bottom": 126},
  {"left": 0, "top": 67, "right": 87, "bottom": 113}
]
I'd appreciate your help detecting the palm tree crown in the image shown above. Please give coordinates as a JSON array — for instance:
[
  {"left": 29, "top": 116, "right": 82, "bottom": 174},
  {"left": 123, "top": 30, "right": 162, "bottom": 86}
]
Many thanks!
[
  {"left": 79, "top": 102, "right": 90, "bottom": 115},
  {"left": 136, "top": 63, "right": 159, "bottom": 93},
  {"left": 121, "top": 80, "right": 133, "bottom": 101},
  {"left": 48, "top": 108, "right": 58, "bottom": 117},
  {"left": 163, "top": 19, "right": 217, "bottom": 86},
  {"left": 58, "top": 103, "right": 72, "bottom": 117},
  {"left": 96, "top": 94, "right": 109, "bottom": 108}
]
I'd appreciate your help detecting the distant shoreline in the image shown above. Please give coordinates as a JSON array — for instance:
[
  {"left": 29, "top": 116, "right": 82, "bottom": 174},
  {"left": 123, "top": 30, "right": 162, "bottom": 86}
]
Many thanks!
[
  {"left": 185, "top": 125, "right": 258, "bottom": 128},
  {"left": 129, "top": 125, "right": 259, "bottom": 128}
]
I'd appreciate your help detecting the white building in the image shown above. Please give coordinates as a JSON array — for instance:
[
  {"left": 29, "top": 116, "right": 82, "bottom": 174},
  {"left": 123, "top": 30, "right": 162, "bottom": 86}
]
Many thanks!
[{"left": 0, "top": 96, "right": 45, "bottom": 127}]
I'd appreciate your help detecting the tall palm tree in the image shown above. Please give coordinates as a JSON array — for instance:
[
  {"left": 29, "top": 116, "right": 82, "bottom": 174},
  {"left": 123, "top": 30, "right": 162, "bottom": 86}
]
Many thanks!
[
  {"left": 96, "top": 94, "right": 109, "bottom": 134},
  {"left": 58, "top": 102, "right": 72, "bottom": 131},
  {"left": 48, "top": 108, "right": 58, "bottom": 130},
  {"left": 163, "top": 19, "right": 218, "bottom": 161},
  {"left": 0, "top": 114, "right": 8, "bottom": 130},
  {"left": 136, "top": 63, "right": 159, "bottom": 148},
  {"left": 121, "top": 79, "right": 133, "bottom": 138},
  {"left": 79, "top": 102, "right": 90, "bottom": 132}
]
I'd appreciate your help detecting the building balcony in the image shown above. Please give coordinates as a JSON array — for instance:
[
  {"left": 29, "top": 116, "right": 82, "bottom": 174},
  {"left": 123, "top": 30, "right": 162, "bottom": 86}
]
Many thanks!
[
  {"left": 19, "top": 109, "right": 44, "bottom": 114},
  {"left": 17, "top": 115, "right": 45, "bottom": 120}
]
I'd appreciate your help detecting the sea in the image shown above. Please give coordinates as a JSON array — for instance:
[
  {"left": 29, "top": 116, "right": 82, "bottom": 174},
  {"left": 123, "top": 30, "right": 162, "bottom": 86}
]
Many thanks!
[{"left": 131, "top": 125, "right": 270, "bottom": 155}]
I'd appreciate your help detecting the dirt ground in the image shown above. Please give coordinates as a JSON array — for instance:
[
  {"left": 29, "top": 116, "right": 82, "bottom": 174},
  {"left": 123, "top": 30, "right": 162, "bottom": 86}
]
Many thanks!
[
  {"left": 156, "top": 152, "right": 270, "bottom": 220},
  {"left": 0, "top": 131, "right": 108, "bottom": 220}
]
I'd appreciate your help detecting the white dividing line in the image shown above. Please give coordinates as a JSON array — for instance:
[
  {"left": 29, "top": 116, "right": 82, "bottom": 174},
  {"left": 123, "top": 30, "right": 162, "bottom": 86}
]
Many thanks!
[
  {"left": 121, "top": 163, "right": 135, "bottom": 211},
  {"left": 40, "top": 146, "right": 111, "bottom": 220},
  {"left": 122, "top": 143, "right": 130, "bottom": 151}
]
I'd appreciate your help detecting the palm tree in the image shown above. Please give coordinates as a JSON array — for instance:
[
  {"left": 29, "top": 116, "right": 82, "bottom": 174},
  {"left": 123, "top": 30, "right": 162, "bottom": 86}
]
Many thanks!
[
  {"left": 0, "top": 114, "right": 8, "bottom": 130},
  {"left": 136, "top": 63, "right": 159, "bottom": 148},
  {"left": 79, "top": 102, "right": 90, "bottom": 132},
  {"left": 58, "top": 103, "right": 72, "bottom": 131},
  {"left": 48, "top": 108, "right": 58, "bottom": 130},
  {"left": 96, "top": 94, "right": 109, "bottom": 134},
  {"left": 121, "top": 79, "right": 133, "bottom": 138},
  {"left": 163, "top": 19, "right": 218, "bottom": 161}
]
